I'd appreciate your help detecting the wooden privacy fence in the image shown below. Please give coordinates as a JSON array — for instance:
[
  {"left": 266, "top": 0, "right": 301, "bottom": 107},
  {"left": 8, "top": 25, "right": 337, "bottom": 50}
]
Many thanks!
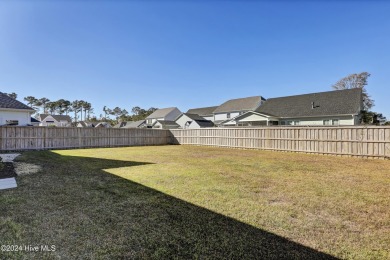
[
  {"left": 0, "top": 126, "right": 172, "bottom": 151},
  {"left": 170, "top": 126, "right": 390, "bottom": 159}
]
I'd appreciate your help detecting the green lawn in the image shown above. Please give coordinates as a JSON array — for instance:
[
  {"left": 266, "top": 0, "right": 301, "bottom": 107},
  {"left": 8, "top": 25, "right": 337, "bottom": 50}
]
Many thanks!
[{"left": 1, "top": 146, "right": 389, "bottom": 259}]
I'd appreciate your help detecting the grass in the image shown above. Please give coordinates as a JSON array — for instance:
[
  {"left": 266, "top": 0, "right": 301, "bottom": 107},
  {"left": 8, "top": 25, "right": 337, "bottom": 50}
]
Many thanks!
[{"left": 1, "top": 145, "right": 389, "bottom": 259}]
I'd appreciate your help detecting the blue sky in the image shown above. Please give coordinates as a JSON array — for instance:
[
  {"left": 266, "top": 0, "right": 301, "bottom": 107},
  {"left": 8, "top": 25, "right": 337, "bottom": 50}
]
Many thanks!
[{"left": 1, "top": 0, "right": 389, "bottom": 118}]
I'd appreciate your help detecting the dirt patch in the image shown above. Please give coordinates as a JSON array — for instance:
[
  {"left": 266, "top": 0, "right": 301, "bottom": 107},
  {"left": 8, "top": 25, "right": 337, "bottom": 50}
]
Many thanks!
[
  {"left": 0, "top": 162, "right": 17, "bottom": 179},
  {"left": 14, "top": 162, "right": 42, "bottom": 176}
]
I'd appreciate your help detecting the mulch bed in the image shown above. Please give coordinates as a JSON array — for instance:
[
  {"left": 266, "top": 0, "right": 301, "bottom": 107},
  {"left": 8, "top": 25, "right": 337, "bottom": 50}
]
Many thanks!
[{"left": 0, "top": 162, "right": 17, "bottom": 179}]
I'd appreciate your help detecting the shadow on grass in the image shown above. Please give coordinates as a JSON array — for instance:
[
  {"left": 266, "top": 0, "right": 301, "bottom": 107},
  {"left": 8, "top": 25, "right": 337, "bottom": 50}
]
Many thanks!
[{"left": 4, "top": 151, "right": 338, "bottom": 259}]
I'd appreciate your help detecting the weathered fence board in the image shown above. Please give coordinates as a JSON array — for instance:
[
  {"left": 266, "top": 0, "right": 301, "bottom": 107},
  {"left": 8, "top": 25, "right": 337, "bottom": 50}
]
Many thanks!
[
  {"left": 0, "top": 127, "right": 172, "bottom": 151},
  {"left": 170, "top": 126, "right": 390, "bottom": 159}
]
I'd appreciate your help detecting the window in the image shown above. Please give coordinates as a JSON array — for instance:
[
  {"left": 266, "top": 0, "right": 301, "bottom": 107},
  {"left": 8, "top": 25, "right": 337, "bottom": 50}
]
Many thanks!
[
  {"left": 147, "top": 119, "right": 152, "bottom": 124},
  {"left": 294, "top": 121, "right": 300, "bottom": 126},
  {"left": 323, "top": 120, "right": 331, "bottom": 125},
  {"left": 332, "top": 119, "right": 339, "bottom": 126},
  {"left": 227, "top": 113, "right": 231, "bottom": 119},
  {"left": 6, "top": 120, "right": 18, "bottom": 125}
]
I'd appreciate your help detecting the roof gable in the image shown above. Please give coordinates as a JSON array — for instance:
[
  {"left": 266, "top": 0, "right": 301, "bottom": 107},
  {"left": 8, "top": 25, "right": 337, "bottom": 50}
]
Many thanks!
[
  {"left": 213, "top": 96, "right": 264, "bottom": 114},
  {"left": 146, "top": 107, "right": 180, "bottom": 119},
  {"left": 187, "top": 106, "right": 218, "bottom": 116},
  {"left": 0, "top": 92, "right": 35, "bottom": 111},
  {"left": 257, "top": 88, "right": 362, "bottom": 118}
]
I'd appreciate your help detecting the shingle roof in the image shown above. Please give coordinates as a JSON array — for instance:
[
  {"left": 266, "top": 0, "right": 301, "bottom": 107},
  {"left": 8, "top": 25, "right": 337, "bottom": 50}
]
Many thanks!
[
  {"left": 31, "top": 117, "right": 40, "bottom": 123},
  {"left": 39, "top": 114, "right": 72, "bottom": 122},
  {"left": 213, "top": 96, "right": 264, "bottom": 114},
  {"left": 256, "top": 88, "right": 362, "bottom": 118},
  {"left": 182, "top": 113, "right": 207, "bottom": 121},
  {"left": 155, "top": 120, "right": 180, "bottom": 127},
  {"left": 78, "top": 121, "right": 95, "bottom": 127},
  {"left": 146, "top": 107, "right": 179, "bottom": 119},
  {"left": 122, "top": 120, "right": 145, "bottom": 128},
  {"left": 194, "top": 120, "right": 214, "bottom": 127},
  {"left": 187, "top": 106, "right": 218, "bottom": 116},
  {"left": 0, "top": 92, "right": 35, "bottom": 111}
]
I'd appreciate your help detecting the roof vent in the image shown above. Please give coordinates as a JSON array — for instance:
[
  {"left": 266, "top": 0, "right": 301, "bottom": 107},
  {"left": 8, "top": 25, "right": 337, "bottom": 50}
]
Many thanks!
[{"left": 311, "top": 102, "right": 315, "bottom": 109}]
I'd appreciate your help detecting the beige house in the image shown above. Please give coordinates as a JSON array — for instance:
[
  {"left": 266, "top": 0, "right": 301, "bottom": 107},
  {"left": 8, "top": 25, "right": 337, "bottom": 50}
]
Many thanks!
[
  {"left": 39, "top": 114, "right": 72, "bottom": 127},
  {"left": 222, "top": 89, "right": 363, "bottom": 126}
]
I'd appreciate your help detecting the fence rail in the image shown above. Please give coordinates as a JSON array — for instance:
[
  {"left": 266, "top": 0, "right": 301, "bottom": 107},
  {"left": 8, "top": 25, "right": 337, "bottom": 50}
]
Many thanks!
[
  {"left": 170, "top": 126, "right": 390, "bottom": 159},
  {"left": 0, "top": 126, "right": 172, "bottom": 151}
]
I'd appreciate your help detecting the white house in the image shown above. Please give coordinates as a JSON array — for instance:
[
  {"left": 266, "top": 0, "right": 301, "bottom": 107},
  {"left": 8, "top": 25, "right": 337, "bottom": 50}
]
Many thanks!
[
  {"left": 186, "top": 106, "right": 218, "bottom": 121},
  {"left": 222, "top": 89, "right": 363, "bottom": 126},
  {"left": 175, "top": 113, "right": 214, "bottom": 129},
  {"left": 39, "top": 114, "right": 72, "bottom": 127},
  {"left": 145, "top": 107, "right": 182, "bottom": 127},
  {"left": 0, "top": 92, "right": 35, "bottom": 126},
  {"left": 212, "top": 96, "right": 266, "bottom": 125}
]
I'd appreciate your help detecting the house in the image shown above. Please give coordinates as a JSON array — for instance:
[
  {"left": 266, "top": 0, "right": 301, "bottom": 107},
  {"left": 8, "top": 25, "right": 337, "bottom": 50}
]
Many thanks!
[
  {"left": 39, "top": 114, "right": 72, "bottom": 127},
  {"left": 95, "top": 122, "right": 112, "bottom": 128},
  {"left": 121, "top": 120, "right": 146, "bottom": 128},
  {"left": 212, "top": 96, "right": 266, "bottom": 125},
  {"left": 0, "top": 92, "right": 35, "bottom": 126},
  {"left": 222, "top": 89, "right": 363, "bottom": 126},
  {"left": 113, "top": 120, "right": 146, "bottom": 128},
  {"left": 77, "top": 121, "right": 95, "bottom": 127},
  {"left": 186, "top": 106, "right": 218, "bottom": 121},
  {"left": 175, "top": 113, "right": 214, "bottom": 129},
  {"left": 30, "top": 117, "right": 40, "bottom": 126},
  {"left": 145, "top": 107, "right": 182, "bottom": 127},
  {"left": 151, "top": 120, "right": 180, "bottom": 129}
]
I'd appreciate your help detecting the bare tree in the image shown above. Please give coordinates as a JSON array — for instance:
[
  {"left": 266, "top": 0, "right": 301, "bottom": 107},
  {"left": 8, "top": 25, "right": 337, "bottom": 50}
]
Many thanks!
[{"left": 332, "top": 72, "right": 374, "bottom": 110}]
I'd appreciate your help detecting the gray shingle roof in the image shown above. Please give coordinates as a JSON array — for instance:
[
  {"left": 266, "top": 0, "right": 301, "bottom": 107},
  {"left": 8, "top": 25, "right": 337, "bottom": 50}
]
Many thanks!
[
  {"left": 256, "top": 88, "right": 362, "bottom": 118},
  {"left": 39, "top": 114, "right": 72, "bottom": 122},
  {"left": 183, "top": 113, "right": 208, "bottom": 121},
  {"left": 194, "top": 120, "right": 214, "bottom": 127},
  {"left": 155, "top": 120, "right": 180, "bottom": 127},
  {"left": 146, "top": 107, "right": 178, "bottom": 119},
  {"left": 122, "top": 120, "right": 145, "bottom": 128},
  {"left": 213, "top": 96, "right": 264, "bottom": 114},
  {"left": 0, "top": 92, "right": 35, "bottom": 111},
  {"left": 187, "top": 106, "right": 218, "bottom": 116}
]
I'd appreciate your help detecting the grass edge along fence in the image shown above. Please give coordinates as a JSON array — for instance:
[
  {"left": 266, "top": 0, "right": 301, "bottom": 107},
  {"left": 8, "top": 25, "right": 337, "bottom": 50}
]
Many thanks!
[
  {"left": 0, "top": 126, "right": 172, "bottom": 151},
  {"left": 170, "top": 126, "right": 390, "bottom": 159}
]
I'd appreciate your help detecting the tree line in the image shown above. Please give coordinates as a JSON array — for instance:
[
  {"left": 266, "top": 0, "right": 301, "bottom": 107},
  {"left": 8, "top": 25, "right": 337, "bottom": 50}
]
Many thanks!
[{"left": 4, "top": 93, "right": 157, "bottom": 125}]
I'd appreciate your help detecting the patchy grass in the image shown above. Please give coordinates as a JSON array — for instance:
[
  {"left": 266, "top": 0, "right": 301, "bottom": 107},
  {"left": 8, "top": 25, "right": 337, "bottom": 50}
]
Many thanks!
[{"left": 1, "top": 146, "right": 389, "bottom": 259}]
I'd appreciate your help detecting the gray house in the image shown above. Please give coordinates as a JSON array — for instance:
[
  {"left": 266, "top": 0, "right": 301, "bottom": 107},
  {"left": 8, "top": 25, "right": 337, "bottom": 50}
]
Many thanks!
[
  {"left": 146, "top": 107, "right": 182, "bottom": 128},
  {"left": 175, "top": 113, "right": 214, "bottom": 129},
  {"left": 187, "top": 106, "right": 218, "bottom": 121},
  {"left": 223, "top": 89, "right": 363, "bottom": 126},
  {"left": 212, "top": 96, "right": 266, "bottom": 125},
  {"left": 151, "top": 120, "right": 180, "bottom": 129},
  {"left": 120, "top": 120, "right": 146, "bottom": 128}
]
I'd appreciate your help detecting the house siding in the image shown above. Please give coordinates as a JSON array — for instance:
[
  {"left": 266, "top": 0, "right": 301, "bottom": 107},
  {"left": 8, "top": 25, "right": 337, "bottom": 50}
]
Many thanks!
[
  {"left": 280, "top": 115, "right": 355, "bottom": 126},
  {"left": 0, "top": 110, "right": 31, "bottom": 126},
  {"left": 214, "top": 112, "right": 241, "bottom": 122},
  {"left": 175, "top": 114, "right": 192, "bottom": 129}
]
